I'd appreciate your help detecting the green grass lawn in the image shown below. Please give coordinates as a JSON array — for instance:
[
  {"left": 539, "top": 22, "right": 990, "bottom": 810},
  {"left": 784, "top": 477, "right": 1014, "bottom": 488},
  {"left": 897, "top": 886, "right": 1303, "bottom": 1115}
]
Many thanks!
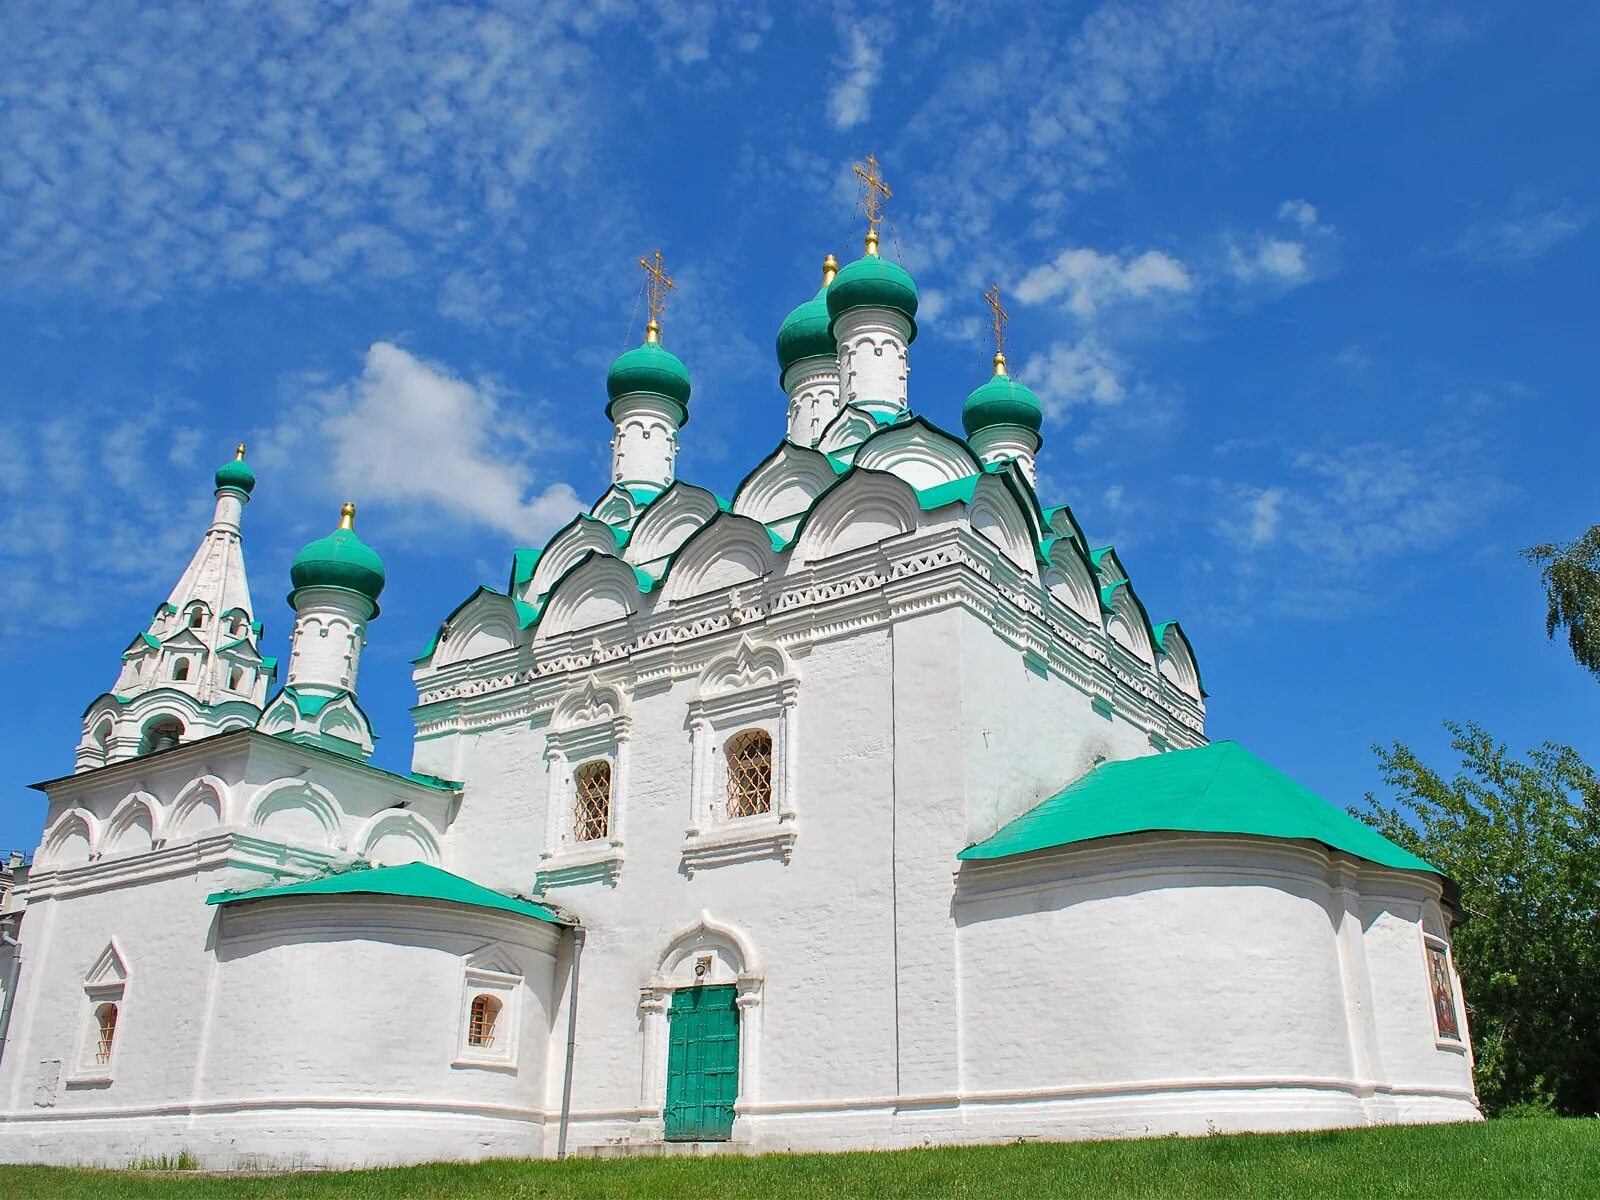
[{"left": 4, "top": 1119, "right": 1596, "bottom": 1199}]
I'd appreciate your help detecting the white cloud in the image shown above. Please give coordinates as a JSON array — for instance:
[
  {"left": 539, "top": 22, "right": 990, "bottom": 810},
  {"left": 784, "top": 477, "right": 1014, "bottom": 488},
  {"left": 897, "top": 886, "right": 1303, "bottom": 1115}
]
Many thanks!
[
  {"left": 829, "top": 22, "right": 887, "bottom": 130},
  {"left": 1455, "top": 203, "right": 1592, "bottom": 264},
  {"left": 1278, "top": 198, "right": 1320, "bottom": 230},
  {"left": 262, "top": 343, "right": 580, "bottom": 544},
  {"left": 1025, "top": 336, "right": 1127, "bottom": 419},
  {"left": 0, "top": 2, "right": 762, "bottom": 323},
  {"left": 1016, "top": 247, "right": 1193, "bottom": 316},
  {"left": 0, "top": 402, "right": 212, "bottom": 637},
  {"left": 1228, "top": 237, "right": 1309, "bottom": 284},
  {"left": 1208, "top": 432, "right": 1510, "bottom": 616}
]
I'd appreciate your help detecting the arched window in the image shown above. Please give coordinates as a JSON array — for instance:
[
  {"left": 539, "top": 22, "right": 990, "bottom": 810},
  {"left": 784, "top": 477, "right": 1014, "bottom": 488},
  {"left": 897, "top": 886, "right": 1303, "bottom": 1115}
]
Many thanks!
[
  {"left": 140, "top": 718, "right": 183, "bottom": 756},
  {"left": 188, "top": 607, "right": 206, "bottom": 629},
  {"left": 573, "top": 760, "right": 612, "bottom": 842},
  {"left": 94, "top": 1002, "right": 119, "bottom": 1065},
  {"left": 172, "top": 657, "right": 190, "bottom": 681},
  {"left": 228, "top": 613, "right": 248, "bottom": 636},
  {"left": 725, "top": 729, "right": 773, "bottom": 818},
  {"left": 467, "top": 994, "right": 501, "bottom": 1047},
  {"left": 228, "top": 666, "right": 245, "bottom": 691}
]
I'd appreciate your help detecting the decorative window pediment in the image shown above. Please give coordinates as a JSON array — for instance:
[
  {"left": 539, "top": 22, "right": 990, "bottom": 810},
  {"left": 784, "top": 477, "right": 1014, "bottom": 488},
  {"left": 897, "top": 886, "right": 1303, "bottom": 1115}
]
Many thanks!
[
  {"left": 454, "top": 943, "right": 523, "bottom": 1071},
  {"left": 70, "top": 940, "right": 128, "bottom": 1085},
  {"left": 538, "top": 678, "right": 631, "bottom": 891},
  {"left": 683, "top": 637, "right": 800, "bottom": 874}
]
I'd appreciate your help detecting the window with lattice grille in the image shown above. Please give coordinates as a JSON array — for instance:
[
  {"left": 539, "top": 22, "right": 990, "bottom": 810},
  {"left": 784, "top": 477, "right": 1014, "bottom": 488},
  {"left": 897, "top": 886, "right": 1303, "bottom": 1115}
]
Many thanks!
[
  {"left": 94, "top": 1003, "right": 118, "bottom": 1065},
  {"left": 573, "top": 760, "right": 612, "bottom": 842},
  {"left": 724, "top": 729, "right": 773, "bottom": 819},
  {"left": 467, "top": 994, "right": 500, "bottom": 1048}
]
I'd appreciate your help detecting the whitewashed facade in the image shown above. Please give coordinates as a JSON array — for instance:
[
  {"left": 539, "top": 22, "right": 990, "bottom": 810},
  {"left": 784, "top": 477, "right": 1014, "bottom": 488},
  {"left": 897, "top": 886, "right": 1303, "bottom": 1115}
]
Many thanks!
[{"left": 0, "top": 242, "right": 1478, "bottom": 1168}]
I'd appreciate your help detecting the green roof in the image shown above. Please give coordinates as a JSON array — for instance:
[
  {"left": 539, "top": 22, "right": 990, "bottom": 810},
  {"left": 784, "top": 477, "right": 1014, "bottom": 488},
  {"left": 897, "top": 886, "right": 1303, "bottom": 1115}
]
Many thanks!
[
  {"left": 606, "top": 340, "right": 691, "bottom": 422},
  {"left": 290, "top": 521, "right": 386, "bottom": 612},
  {"left": 214, "top": 453, "right": 257, "bottom": 495},
  {"left": 827, "top": 250, "right": 919, "bottom": 338},
  {"left": 777, "top": 280, "right": 836, "bottom": 377},
  {"left": 960, "top": 741, "right": 1435, "bottom": 874},
  {"left": 206, "top": 861, "right": 567, "bottom": 925},
  {"left": 963, "top": 370, "right": 1043, "bottom": 435}
]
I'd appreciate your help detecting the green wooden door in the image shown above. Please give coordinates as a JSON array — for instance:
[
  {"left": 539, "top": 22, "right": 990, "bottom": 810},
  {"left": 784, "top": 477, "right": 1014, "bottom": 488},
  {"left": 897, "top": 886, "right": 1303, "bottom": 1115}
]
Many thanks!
[{"left": 664, "top": 984, "right": 739, "bottom": 1141}]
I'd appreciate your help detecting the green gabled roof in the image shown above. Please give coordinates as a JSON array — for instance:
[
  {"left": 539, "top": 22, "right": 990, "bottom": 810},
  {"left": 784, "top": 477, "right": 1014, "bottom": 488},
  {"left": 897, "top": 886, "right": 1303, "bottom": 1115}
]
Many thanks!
[
  {"left": 216, "top": 636, "right": 260, "bottom": 657},
  {"left": 260, "top": 656, "right": 279, "bottom": 673},
  {"left": 1151, "top": 620, "right": 1206, "bottom": 696},
  {"left": 915, "top": 475, "right": 982, "bottom": 510},
  {"left": 959, "top": 741, "right": 1435, "bottom": 875},
  {"left": 1089, "top": 546, "right": 1121, "bottom": 578},
  {"left": 509, "top": 548, "right": 543, "bottom": 594},
  {"left": 205, "top": 861, "right": 567, "bottom": 925}
]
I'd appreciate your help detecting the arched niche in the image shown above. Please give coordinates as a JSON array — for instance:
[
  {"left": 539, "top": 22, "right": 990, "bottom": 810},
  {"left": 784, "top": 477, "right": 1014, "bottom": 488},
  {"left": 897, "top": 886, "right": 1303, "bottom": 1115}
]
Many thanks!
[
  {"left": 659, "top": 515, "right": 778, "bottom": 604},
  {"left": 248, "top": 779, "right": 346, "bottom": 851},
  {"left": 790, "top": 470, "right": 921, "bottom": 566}
]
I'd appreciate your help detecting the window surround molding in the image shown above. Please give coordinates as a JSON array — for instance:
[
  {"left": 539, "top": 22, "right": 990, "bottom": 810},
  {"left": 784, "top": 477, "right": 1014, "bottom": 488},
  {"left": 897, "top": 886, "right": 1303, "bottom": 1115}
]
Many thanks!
[
  {"left": 538, "top": 678, "right": 631, "bottom": 891},
  {"left": 637, "top": 913, "right": 764, "bottom": 1143},
  {"left": 1421, "top": 931, "right": 1467, "bottom": 1053},
  {"left": 69, "top": 939, "right": 128, "bottom": 1086},
  {"left": 452, "top": 947, "right": 523, "bottom": 1072},
  {"left": 682, "top": 637, "right": 799, "bottom": 875}
]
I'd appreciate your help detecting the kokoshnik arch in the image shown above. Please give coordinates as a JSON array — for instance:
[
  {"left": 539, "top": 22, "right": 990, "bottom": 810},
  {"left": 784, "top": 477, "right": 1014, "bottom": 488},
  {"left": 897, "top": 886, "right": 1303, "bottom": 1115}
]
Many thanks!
[{"left": 0, "top": 164, "right": 1477, "bottom": 1166}]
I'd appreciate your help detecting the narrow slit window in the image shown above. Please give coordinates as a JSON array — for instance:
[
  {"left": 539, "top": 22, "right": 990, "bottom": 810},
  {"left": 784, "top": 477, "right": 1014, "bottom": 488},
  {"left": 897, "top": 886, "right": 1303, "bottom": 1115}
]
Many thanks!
[
  {"left": 573, "top": 760, "right": 612, "bottom": 842},
  {"left": 725, "top": 729, "right": 773, "bottom": 819},
  {"left": 94, "top": 1002, "right": 118, "bottom": 1065},
  {"left": 467, "top": 994, "right": 501, "bottom": 1048}
]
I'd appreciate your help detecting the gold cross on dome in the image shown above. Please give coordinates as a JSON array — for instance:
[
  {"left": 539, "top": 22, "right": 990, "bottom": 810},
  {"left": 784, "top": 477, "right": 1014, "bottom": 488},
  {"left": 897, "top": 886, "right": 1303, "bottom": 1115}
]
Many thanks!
[
  {"left": 637, "top": 248, "right": 675, "bottom": 342},
  {"left": 852, "top": 154, "right": 892, "bottom": 250},
  {"left": 984, "top": 282, "right": 1010, "bottom": 374}
]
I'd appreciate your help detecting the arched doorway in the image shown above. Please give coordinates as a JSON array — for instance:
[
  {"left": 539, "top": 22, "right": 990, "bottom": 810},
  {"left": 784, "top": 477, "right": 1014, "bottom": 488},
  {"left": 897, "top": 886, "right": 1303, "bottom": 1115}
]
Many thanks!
[
  {"left": 641, "top": 915, "right": 763, "bottom": 1144},
  {"left": 665, "top": 984, "right": 739, "bottom": 1141}
]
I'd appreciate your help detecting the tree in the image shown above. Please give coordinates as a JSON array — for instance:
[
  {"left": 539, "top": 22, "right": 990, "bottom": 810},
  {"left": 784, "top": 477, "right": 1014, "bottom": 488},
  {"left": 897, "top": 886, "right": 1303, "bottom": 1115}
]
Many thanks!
[
  {"left": 1358, "top": 722, "right": 1600, "bottom": 1115},
  {"left": 1523, "top": 525, "right": 1600, "bottom": 680}
]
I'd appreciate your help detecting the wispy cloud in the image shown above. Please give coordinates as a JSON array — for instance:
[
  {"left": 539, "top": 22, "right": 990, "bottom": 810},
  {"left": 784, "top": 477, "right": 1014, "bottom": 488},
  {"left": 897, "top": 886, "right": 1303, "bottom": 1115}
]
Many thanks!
[
  {"left": 0, "top": 401, "right": 211, "bottom": 637},
  {"left": 828, "top": 8, "right": 889, "bottom": 131},
  {"left": 0, "top": 2, "right": 762, "bottom": 325},
  {"left": 1454, "top": 201, "right": 1592, "bottom": 264},
  {"left": 1016, "top": 247, "right": 1193, "bottom": 317},
  {"left": 1224, "top": 200, "right": 1337, "bottom": 286},
  {"left": 1206, "top": 430, "right": 1511, "bottom": 617},
  {"left": 259, "top": 343, "right": 581, "bottom": 545}
]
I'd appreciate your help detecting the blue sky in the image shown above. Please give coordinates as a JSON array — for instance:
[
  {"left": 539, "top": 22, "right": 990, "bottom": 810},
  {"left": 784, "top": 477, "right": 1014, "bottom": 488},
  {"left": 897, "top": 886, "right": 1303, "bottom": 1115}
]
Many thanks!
[{"left": 2, "top": 1, "right": 1596, "bottom": 855}]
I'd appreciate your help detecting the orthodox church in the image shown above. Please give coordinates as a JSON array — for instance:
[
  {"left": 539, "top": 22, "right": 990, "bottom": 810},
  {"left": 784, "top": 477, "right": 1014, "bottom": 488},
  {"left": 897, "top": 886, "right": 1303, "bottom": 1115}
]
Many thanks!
[{"left": 0, "top": 179, "right": 1478, "bottom": 1167}]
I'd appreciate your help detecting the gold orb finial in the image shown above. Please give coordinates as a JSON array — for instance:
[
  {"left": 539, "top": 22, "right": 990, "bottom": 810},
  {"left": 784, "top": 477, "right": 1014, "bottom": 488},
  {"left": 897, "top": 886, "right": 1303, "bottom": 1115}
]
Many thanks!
[
  {"left": 339, "top": 502, "right": 357, "bottom": 530},
  {"left": 235, "top": 442, "right": 247, "bottom": 460},
  {"left": 645, "top": 317, "right": 661, "bottom": 345},
  {"left": 822, "top": 253, "right": 839, "bottom": 285},
  {"left": 993, "top": 350, "right": 1008, "bottom": 377}
]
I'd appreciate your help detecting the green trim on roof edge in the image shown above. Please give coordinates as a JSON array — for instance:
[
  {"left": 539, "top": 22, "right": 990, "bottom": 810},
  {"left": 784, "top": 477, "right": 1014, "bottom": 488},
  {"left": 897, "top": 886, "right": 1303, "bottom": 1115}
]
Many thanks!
[
  {"left": 206, "top": 861, "right": 566, "bottom": 925},
  {"left": 959, "top": 741, "right": 1436, "bottom": 875}
]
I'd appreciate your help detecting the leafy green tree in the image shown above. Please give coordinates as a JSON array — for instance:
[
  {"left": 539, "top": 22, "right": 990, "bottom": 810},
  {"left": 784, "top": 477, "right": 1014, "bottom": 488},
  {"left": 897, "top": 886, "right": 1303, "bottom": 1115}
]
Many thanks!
[
  {"left": 1359, "top": 722, "right": 1600, "bottom": 1115},
  {"left": 1523, "top": 525, "right": 1600, "bottom": 680}
]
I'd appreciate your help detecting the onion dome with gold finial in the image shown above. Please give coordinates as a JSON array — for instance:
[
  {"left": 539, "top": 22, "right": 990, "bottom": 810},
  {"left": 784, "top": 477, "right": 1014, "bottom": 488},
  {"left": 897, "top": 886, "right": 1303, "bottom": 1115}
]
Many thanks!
[
  {"left": 289, "top": 503, "right": 387, "bottom": 613},
  {"left": 826, "top": 228, "right": 919, "bottom": 340},
  {"left": 214, "top": 443, "right": 257, "bottom": 495},
  {"left": 776, "top": 254, "right": 840, "bottom": 379},
  {"left": 963, "top": 349, "right": 1043, "bottom": 436}
]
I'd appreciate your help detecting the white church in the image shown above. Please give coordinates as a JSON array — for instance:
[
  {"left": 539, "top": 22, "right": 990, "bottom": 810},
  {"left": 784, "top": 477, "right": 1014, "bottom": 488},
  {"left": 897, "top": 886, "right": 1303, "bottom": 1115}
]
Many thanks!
[{"left": 0, "top": 200, "right": 1478, "bottom": 1167}]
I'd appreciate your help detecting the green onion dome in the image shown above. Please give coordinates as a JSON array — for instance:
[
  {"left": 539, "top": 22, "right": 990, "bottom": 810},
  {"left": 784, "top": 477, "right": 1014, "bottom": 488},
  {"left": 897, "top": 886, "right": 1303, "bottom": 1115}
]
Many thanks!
[
  {"left": 605, "top": 325, "right": 692, "bottom": 424},
  {"left": 215, "top": 444, "right": 256, "bottom": 494},
  {"left": 776, "top": 255, "right": 839, "bottom": 379},
  {"left": 289, "top": 503, "right": 386, "bottom": 613},
  {"left": 826, "top": 236, "right": 919, "bottom": 342},
  {"left": 962, "top": 357, "right": 1043, "bottom": 436}
]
